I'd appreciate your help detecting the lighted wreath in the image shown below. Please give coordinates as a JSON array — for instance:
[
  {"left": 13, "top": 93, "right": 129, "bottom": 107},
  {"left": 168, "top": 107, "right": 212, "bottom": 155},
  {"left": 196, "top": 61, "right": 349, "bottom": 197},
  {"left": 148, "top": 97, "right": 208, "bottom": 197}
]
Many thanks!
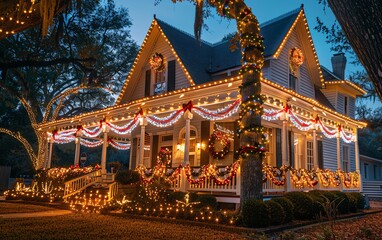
[
  {"left": 208, "top": 131, "right": 230, "bottom": 159},
  {"left": 158, "top": 148, "right": 172, "bottom": 165},
  {"left": 289, "top": 47, "right": 304, "bottom": 75},
  {"left": 149, "top": 52, "right": 165, "bottom": 72}
]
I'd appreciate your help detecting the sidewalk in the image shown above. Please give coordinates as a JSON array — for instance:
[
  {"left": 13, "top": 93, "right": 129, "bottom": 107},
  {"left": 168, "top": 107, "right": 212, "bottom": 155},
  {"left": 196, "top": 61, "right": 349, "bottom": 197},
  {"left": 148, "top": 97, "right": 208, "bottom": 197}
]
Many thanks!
[{"left": 0, "top": 209, "right": 72, "bottom": 219}]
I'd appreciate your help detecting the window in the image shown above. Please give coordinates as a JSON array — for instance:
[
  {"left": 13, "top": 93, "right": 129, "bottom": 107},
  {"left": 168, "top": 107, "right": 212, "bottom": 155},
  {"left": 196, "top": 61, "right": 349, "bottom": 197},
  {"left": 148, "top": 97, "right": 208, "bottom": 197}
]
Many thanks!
[
  {"left": 344, "top": 96, "right": 348, "bottom": 115},
  {"left": 364, "top": 163, "right": 368, "bottom": 179},
  {"left": 153, "top": 70, "right": 166, "bottom": 95},
  {"left": 179, "top": 126, "right": 198, "bottom": 166},
  {"left": 137, "top": 133, "right": 151, "bottom": 166},
  {"left": 289, "top": 74, "right": 297, "bottom": 91},
  {"left": 342, "top": 146, "right": 349, "bottom": 172},
  {"left": 264, "top": 127, "right": 274, "bottom": 165},
  {"left": 159, "top": 134, "right": 173, "bottom": 167},
  {"left": 307, "top": 141, "right": 313, "bottom": 170}
]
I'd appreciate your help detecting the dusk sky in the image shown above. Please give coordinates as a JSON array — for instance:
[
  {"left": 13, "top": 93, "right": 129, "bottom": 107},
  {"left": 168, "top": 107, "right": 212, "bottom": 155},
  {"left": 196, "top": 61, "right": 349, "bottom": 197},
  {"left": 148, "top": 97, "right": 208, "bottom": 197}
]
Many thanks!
[{"left": 115, "top": 0, "right": 362, "bottom": 77}]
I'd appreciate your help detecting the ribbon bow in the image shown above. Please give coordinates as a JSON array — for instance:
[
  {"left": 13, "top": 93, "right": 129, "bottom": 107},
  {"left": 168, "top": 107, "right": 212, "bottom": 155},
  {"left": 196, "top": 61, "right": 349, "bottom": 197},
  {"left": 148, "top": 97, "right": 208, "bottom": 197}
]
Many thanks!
[{"left": 182, "top": 101, "right": 193, "bottom": 112}]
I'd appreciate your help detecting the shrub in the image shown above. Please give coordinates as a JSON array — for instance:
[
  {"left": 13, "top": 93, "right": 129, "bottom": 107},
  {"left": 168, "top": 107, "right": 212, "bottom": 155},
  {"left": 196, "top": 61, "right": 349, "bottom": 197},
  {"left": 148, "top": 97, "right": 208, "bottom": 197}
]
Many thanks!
[
  {"left": 265, "top": 200, "right": 285, "bottom": 225},
  {"left": 196, "top": 194, "right": 218, "bottom": 210},
  {"left": 167, "top": 191, "right": 186, "bottom": 204},
  {"left": 115, "top": 170, "right": 140, "bottom": 185},
  {"left": 345, "top": 192, "right": 358, "bottom": 212},
  {"left": 284, "top": 192, "right": 315, "bottom": 220},
  {"left": 331, "top": 191, "right": 349, "bottom": 214},
  {"left": 241, "top": 199, "right": 269, "bottom": 228},
  {"left": 347, "top": 192, "right": 365, "bottom": 210},
  {"left": 271, "top": 197, "right": 294, "bottom": 223}
]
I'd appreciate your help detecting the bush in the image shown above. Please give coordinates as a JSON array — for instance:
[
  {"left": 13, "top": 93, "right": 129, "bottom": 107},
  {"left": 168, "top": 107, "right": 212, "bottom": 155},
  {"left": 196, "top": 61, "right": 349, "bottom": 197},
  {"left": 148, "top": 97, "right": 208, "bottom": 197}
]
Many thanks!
[
  {"left": 115, "top": 170, "right": 140, "bottom": 185},
  {"left": 347, "top": 192, "right": 365, "bottom": 210},
  {"left": 265, "top": 200, "right": 285, "bottom": 225},
  {"left": 284, "top": 192, "right": 315, "bottom": 220},
  {"left": 346, "top": 192, "right": 358, "bottom": 213},
  {"left": 167, "top": 191, "right": 186, "bottom": 204},
  {"left": 196, "top": 194, "right": 218, "bottom": 210},
  {"left": 331, "top": 191, "right": 349, "bottom": 214},
  {"left": 241, "top": 199, "right": 269, "bottom": 228},
  {"left": 271, "top": 197, "right": 294, "bottom": 223}
]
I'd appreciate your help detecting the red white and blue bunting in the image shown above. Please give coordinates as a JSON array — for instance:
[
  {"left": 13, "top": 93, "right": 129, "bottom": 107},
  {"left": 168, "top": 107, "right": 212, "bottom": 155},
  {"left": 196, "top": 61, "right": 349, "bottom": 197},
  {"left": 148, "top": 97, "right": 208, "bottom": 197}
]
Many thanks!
[{"left": 51, "top": 98, "right": 355, "bottom": 145}]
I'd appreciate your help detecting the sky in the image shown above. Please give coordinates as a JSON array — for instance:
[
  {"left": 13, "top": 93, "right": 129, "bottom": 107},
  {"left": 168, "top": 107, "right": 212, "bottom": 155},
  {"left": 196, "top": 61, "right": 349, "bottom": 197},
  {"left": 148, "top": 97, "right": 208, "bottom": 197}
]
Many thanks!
[{"left": 115, "top": 0, "right": 358, "bottom": 77}]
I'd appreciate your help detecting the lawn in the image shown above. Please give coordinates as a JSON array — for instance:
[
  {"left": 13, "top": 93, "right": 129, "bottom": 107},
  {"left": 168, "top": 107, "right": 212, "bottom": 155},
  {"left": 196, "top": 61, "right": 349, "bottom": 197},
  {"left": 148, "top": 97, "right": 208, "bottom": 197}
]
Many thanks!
[
  {"left": 0, "top": 203, "right": 247, "bottom": 240},
  {"left": 0, "top": 202, "right": 57, "bottom": 214}
]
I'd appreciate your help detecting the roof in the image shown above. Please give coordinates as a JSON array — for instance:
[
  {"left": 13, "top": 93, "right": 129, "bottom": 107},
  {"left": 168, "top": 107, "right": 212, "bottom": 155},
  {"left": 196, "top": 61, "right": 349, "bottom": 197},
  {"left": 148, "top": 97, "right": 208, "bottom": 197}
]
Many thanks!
[
  {"left": 155, "top": 7, "right": 302, "bottom": 79},
  {"left": 314, "top": 86, "right": 335, "bottom": 110},
  {"left": 156, "top": 19, "right": 213, "bottom": 84},
  {"left": 320, "top": 65, "right": 366, "bottom": 95}
]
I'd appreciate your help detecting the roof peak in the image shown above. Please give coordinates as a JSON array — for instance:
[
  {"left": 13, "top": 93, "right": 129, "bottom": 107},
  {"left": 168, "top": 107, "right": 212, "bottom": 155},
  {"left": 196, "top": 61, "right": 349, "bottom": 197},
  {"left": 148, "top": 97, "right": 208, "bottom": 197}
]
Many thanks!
[
  {"left": 155, "top": 17, "right": 213, "bottom": 46},
  {"left": 261, "top": 7, "right": 302, "bottom": 28}
]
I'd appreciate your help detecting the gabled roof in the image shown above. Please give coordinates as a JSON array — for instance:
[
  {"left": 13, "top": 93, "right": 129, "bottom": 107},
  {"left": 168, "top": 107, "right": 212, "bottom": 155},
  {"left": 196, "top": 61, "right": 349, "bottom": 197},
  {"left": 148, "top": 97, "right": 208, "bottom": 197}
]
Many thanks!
[
  {"left": 156, "top": 19, "right": 213, "bottom": 84},
  {"left": 320, "top": 65, "right": 366, "bottom": 96},
  {"left": 314, "top": 86, "right": 335, "bottom": 110}
]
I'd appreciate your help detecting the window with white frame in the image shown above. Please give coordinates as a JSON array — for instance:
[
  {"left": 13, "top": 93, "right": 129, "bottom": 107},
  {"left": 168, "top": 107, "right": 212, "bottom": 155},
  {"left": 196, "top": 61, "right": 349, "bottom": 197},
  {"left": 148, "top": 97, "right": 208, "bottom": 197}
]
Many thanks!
[
  {"left": 342, "top": 145, "right": 349, "bottom": 172},
  {"left": 178, "top": 126, "right": 198, "bottom": 166},
  {"left": 364, "top": 163, "right": 368, "bottom": 179},
  {"left": 307, "top": 141, "right": 313, "bottom": 170}
]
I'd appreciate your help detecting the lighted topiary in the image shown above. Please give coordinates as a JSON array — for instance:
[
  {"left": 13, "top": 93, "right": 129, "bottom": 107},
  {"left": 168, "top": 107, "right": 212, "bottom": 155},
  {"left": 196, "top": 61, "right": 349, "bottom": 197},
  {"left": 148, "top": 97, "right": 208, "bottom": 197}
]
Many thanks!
[
  {"left": 284, "top": 192, "right": 315, "bottom": 220},
  {"left": 265, "top": 200, "right": 285, "bottom": 225},
  {"left": 241, "top": 199, "right": 269, "bottom": 228},
  {"left": 271, "top": 197, "right": 294, "bottom": 223}
]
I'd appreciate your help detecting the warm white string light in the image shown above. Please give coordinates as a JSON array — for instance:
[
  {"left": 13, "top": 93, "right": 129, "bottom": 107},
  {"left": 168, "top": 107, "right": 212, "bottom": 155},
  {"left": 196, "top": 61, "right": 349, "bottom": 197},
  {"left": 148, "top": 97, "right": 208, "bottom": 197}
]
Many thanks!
[{"left": 80, "top": 138, "right": 103, "bottom": 148}]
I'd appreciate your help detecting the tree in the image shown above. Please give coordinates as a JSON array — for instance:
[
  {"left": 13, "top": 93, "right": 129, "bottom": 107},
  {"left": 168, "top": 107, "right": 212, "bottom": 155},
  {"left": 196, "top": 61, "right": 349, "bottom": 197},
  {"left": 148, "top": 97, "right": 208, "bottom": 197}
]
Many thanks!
[
  {"left": 0, "top": 0, "right": 138, "bottom": 170},
  {"left": 319, "top": 0, "right": 382, "bottom": 101},
  {"left": 159, "top": 0, "right": 265, "bottom": 204}
]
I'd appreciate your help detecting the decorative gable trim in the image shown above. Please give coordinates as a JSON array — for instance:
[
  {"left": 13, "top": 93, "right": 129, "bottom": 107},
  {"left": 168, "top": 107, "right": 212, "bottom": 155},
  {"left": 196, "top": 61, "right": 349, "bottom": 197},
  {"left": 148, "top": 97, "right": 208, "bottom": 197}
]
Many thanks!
[
  {"left": 272, "top": 8, "right": 326, "bottom": 89},
  {"left": 116, "top": 19, "right": 196, "bottom": 105}
]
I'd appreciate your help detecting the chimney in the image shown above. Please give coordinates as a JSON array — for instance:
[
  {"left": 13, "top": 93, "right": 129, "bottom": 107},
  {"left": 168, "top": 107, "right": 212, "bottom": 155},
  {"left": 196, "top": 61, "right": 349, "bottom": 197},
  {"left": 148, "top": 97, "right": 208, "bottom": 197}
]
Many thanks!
[{"left": 331, "top": 53, "right": 347, "bottom": 79}]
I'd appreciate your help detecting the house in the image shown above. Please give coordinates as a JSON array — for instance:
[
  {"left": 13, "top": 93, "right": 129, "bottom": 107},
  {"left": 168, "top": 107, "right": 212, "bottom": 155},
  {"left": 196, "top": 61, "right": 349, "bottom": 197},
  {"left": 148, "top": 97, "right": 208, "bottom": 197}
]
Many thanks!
[
  {"left": 360, "top": 155, "right": 382, "bottom": 200},
  {"left": 38, "top": 6, "right": 366, "bottom": 200}
]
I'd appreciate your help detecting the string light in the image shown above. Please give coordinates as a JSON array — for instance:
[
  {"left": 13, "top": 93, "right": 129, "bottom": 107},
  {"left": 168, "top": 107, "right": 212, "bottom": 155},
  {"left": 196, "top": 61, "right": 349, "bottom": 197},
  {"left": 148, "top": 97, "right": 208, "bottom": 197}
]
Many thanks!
[{"left": 80, "top": 138, "right": 103, "bottom": 148}]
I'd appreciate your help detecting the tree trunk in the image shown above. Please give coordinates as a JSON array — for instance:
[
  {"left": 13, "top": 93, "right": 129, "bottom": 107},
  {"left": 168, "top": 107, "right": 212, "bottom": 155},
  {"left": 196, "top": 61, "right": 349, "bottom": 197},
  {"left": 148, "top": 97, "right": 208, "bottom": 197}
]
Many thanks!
[{"left": 327, "top": 0, "right": 382, "bottom": 100}]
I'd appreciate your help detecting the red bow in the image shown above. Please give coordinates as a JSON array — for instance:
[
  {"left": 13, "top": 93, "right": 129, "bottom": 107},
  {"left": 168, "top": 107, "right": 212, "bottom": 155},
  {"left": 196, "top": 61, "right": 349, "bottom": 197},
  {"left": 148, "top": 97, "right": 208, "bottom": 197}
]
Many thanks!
[{"left": 183, "top": 101, "right": 193, "bottom": 112}]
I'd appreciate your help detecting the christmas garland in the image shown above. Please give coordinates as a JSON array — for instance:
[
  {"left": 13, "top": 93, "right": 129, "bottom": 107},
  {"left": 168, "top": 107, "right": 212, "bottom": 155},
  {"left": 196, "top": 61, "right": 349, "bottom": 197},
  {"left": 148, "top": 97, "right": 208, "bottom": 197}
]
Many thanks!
[{"left": 208, "top": 131, "right": 231, "bottom": 159}]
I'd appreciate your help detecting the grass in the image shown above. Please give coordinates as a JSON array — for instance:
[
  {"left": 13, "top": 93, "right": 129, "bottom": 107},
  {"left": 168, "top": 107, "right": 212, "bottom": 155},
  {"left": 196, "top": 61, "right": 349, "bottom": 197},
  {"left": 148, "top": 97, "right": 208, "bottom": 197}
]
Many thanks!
[
  {"left": 0, "top": 203, "right": 247, "bottom": 240},
  {"left": 0, "top": 202, "right": 56, "bottom": 214}
]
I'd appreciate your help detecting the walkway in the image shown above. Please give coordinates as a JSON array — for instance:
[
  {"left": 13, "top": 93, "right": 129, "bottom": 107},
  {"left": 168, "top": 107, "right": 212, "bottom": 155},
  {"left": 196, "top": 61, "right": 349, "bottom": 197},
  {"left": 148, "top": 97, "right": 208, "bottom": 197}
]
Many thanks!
[{"left": 0, "top": 209, "right": 72, "bottom": 219}]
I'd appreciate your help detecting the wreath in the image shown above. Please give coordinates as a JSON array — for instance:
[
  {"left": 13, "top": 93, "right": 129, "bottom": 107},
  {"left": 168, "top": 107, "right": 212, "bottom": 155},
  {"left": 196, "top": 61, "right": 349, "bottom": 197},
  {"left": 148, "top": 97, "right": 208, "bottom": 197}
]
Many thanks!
[
  {"left": 149, "top": 52, "right": 165, "bottom": 72},
  {"left": 289, "top": 47, "right": 304, "bottom": 75},
  {"left": 208, "top": 131, "right": 230, "bottom": 159},
  {"left": 158, "top": 148, "right": 172, "bottom": 165}
]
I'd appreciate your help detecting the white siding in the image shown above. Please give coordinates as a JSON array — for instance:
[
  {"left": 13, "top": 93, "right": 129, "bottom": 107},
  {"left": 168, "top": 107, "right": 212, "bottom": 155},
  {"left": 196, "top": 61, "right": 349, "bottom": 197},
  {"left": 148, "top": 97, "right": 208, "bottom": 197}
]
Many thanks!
[
  {"left": 337, "top": 93, "right": 344, "bottom": 114},
  {"left": 322, "top": 137, "right": 338, "bottom": 170},
  {"left": 269, "top": 30, "right": 315, "bottom": 98},
  {"left": 129, "top": 33, "right": 190, "bottom": 101},
  {"left": 322, "top": 89, "right": 337, "bottom": 110}
]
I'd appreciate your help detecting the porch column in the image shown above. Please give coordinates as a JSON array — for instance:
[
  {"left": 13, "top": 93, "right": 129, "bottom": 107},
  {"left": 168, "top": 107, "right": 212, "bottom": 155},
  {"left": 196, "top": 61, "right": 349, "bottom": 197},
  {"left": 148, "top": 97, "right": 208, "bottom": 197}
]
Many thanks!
[
  {"left": 47, "top": 138, "right": 53, "bottom": 169},
  {"left": 282, "top": 120, "right": 288, "bottom": 165},
  {"left": 313, "top": 129, "right": 318, "bottom": 168},
  {"left": 336, "top": 134, "right": 341, "bottom": 170},
  {"left": 139, "top": 117, "right": 147, "bottom": 166},
  {"left": 282, "top": 120, "right": 291, "bottom": 192},
  {"left": 354, "top": 128, "right": 362, "bottom": 191},
  {"left": 183, "top": 110, "right": 193, "bottom": 165},
  {"left": 101, "top": 126, "right": 109, "bottom": 175},
  {"left": 74, "top": 137, "right": 81, "bottom": 166}
]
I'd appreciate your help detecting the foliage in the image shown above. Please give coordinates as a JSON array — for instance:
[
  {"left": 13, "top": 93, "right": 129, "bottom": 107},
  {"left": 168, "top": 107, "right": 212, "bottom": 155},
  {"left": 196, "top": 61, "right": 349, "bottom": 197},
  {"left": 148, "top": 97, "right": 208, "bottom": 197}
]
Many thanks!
[
  {"left": 265, "top": 200, "right": 285, "bottom": 225},
  {"left": 270, "top": 197, "right": 294, "bottom": 223},
  {"left": 331, "top": 191, "right": 349, "bottom": 214},
  {"left": 0, "top": 0, "right": 138, "bottom": 171},
  {"left": 284, "top": 192, "right": 315, "bottom": 220},
  {"left": 240, "top": 199, "right": 269, "bottom": 228},
  {"left": 195, "top": 194, "right": 218, "bottom": 210},
  {"left": 346, "top": 192, "right": 365, "bottom": 210},
  {"left": 115, "top": 170, "right": 140, "bottom": 185},
  {"left": 108, "top": 161, "right": 123, "bottom": 172}
]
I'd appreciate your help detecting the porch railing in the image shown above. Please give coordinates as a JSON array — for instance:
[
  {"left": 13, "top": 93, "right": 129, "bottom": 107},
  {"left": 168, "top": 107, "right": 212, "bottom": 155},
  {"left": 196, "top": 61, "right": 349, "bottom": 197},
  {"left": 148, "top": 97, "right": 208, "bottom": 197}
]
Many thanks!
[
  {"left": 63, "top": 169, "right": 102, "bottom": 199},
  {"left": 166, "top": 167, "right": 360, "bottom": 195}
]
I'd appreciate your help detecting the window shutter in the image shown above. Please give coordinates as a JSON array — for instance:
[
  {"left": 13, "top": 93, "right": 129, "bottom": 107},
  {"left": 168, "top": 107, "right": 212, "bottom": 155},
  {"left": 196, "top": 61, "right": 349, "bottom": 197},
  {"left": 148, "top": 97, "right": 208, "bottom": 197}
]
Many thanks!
[
  {"left": 200, "top": 121, "right": 210, "bottom": 166},
  {"left": 317, "top": 140, "right": 323, "bottom": 169},
  {"left": 151, "top": 135, "right": 159, "bottom": 168},
  {"left": 130, "top": 138, "right": 138, "bottom": 170},
  {"left": 145, "top": 70, "right": 151, "bottom": 97},
  {"left": 288, "top": 131, "right": 294, "bottom": 167},
  {"left": 167, "top": 60, "right": 176, "bottom": 92},
  {"left": 276, "top": 128, "right": 282, "bottom": 167}
]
